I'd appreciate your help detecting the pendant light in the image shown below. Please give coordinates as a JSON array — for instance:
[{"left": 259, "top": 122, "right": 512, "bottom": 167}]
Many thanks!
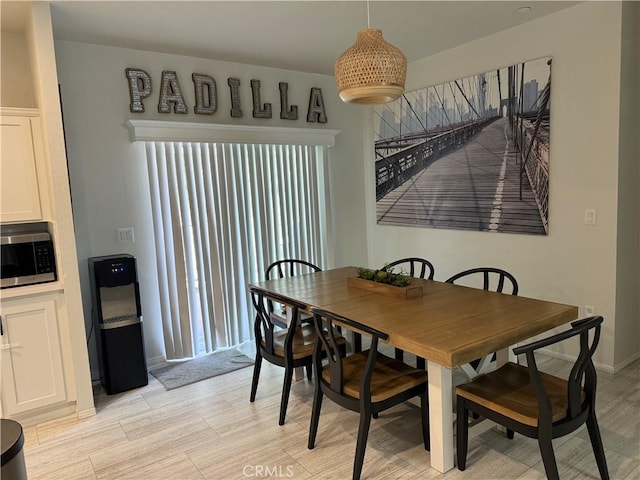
[{"left": 335, "top": 1, "right": 407, "bottom": 105}]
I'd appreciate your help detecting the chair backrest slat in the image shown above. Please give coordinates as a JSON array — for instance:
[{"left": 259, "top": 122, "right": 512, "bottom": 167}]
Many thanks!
[
  {"left": 445, "top": 267, "right": 518, "bottom": 295},
  {"left": 567, "top": 319, "right": 601, "bottom": 417},
  {"left": 265, "top": 258, "right": 321, "bottom": 280},
  {"left": 264, "top": 259, "right": 320, "bottom": 316},
  {"left": 513, "top": 316, "right": 603, "bottom": 421},
  {"left": 250, "top": 286, "right": 307, "bottom": 358},
  {"left": 324, "top": 325, "right": 344, "bottom": 393},
  {"left": 311, "top": 307, "right": 388, "bottom": 399},
  {"left": 385, "top": 257, "right": 435, "bottom": 280}
]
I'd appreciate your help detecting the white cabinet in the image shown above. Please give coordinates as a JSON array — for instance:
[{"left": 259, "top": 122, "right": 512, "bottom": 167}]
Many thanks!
[
  {"left": 0, "top": 295, "right": 66, "bottom": 415},
  {"left": 0, "top": 109, "right": 45, "bottom": 223}
]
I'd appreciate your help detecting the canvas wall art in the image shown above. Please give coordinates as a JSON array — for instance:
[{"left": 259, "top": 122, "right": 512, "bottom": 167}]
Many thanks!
[{"left": 373, "top": 56, "right": 552, "bottom": 235}]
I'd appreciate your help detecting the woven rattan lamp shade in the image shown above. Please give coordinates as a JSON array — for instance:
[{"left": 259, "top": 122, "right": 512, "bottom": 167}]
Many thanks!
[{"left": 335, "top": 28, "right": 407, "bottom": 105}]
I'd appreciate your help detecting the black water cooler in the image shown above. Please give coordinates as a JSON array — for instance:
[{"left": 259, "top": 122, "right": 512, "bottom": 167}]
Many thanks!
[{"left": 89, "top": 254, "right": 148, "bottom": 394}]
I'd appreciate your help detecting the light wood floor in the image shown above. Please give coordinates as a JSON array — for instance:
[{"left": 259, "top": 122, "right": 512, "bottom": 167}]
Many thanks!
[{"left": 22, "top": 349, "right": 639, "bottom": 480}]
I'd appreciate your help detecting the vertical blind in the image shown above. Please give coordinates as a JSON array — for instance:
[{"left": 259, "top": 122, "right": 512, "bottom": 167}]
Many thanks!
[{"left": 145, "top": 141, "right": 330, "bottom": 360}]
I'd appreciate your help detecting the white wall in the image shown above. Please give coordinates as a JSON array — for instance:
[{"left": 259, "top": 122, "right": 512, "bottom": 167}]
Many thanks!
[
  {"left": 615, "top": 1, "right": 640, "bottom": 367},
  {"left": 365, "top": 2, "right": 629, "bottom": 370},
  {"left": 30, "top": 2, "right": 95, "bottom": 416},
  {"left": 54, "top": 40, "right": 367, "bottom": 371}
]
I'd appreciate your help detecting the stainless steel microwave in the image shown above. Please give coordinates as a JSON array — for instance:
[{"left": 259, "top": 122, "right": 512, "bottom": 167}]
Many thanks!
[{"left": 0, "top": 232, "right": 57, "bottom": 288}]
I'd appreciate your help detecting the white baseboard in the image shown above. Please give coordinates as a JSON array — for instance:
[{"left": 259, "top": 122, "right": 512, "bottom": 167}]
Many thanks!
[
  {"left": 539, "top": 348, "right": 615, "bottom": 374},
  {"left": 9, "top": 402, "right": 77, "bottom": 427},
  {"left": 613, "top": 350, "right": 640, "bottom": 373},
  {"left": 146, "top": 354, "right": 167, "bottom": 370},
  {"left": 77, "top": 407, "right": 97, "bottom": 419}
]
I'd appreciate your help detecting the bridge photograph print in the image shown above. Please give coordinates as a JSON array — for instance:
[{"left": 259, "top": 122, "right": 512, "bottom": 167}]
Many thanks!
[{"left": 374, "top": 56, "right": 551, "bottom": 235}]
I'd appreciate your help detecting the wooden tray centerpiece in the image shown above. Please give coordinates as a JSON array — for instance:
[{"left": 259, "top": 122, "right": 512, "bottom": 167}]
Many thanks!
[{"left": 348, "top": 267, "right": 423, "bottom": 300}]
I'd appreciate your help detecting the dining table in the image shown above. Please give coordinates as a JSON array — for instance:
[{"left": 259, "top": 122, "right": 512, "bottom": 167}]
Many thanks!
[{"left": 249, "top": 266, "right": 578, "bottom": 473}]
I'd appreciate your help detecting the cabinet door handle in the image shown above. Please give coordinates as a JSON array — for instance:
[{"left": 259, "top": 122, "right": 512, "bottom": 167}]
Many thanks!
[
  {"left": 0, "top": 315, "right": 3, "bottom": 336},
  {"left": 1, "top": 343, "right": 20, "bottom": 350}
]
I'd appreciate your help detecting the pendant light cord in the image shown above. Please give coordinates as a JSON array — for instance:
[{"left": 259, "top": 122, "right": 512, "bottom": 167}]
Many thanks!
[{"left": 366, "top": 0, "right": 370, "bottom": 28}]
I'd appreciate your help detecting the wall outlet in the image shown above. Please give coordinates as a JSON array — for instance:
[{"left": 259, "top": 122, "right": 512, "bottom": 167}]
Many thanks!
[
  {"left": 584, "top": 209, "right": 597, "bottom": 226},
  {"left": 117, "top": 227, "right": 135, "bottom": 243},
  {"left": 584, "top": 305, "right": 595, "bottom": 316}
]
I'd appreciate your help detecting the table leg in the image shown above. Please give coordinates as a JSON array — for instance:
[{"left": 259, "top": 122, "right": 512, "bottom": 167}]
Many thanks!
[
  {"left": 427, "top": 361, "right": 454, "bottom": 473},
  {"left": 495, "top": 346, "right": 516, "bottom": 366}
]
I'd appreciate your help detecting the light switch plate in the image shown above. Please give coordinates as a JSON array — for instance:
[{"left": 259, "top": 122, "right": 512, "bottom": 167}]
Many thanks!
[{"left": 117, "top": 227, "right": 135, "bottom": 243}]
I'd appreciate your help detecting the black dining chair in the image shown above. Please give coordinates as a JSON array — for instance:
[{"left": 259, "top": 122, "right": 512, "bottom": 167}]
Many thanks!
[
  {"left": 385, "top": 257, "right": 435, "bottom": 369},
  {"left": 385, "top": 257, "right": 435, "bottom": 281},
  {"left": 445, "top": 267, "right": 518, "bottom": 371},
  {"left": 249, "top": 286, "right": 344, "bottom": 425},
  {"left": 308, "top": 307, "right": 429, "bottom": 480},
  {"left": 445, "top": 267, "right": 518, "bottom": 295},
  {"left": 265, "top": 258, "right": 322, "bottom": 327},
  {"left": 265, "top": 258, "right": 321, "bottom": 280},
  {"left": 456, "top": 316, "right": 609, "bottom": 480}
]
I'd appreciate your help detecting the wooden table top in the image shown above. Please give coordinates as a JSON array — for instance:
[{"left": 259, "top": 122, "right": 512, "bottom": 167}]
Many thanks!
[{"left": 250, "top": 266, "right": 578, "bottom": 369}]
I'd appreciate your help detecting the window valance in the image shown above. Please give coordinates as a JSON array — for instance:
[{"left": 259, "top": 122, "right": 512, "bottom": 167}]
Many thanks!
[{"left": 126, "top": 119, "right": 339, "bottom": 147}]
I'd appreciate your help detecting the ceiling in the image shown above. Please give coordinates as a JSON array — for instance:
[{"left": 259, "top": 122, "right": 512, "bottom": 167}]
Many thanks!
[{"left": 3, "top": 1, "right": 577, "bottom": 75}]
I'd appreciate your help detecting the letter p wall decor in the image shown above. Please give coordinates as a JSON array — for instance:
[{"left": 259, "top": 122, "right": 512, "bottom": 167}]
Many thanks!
[{"left": 126, "top": 68, "right": 152, "bottom": 113}]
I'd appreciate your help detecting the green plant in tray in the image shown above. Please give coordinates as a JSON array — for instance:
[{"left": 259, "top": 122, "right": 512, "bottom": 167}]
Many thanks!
[{"left": 357, "top": 265, "right": 411, "bottom": 287}]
